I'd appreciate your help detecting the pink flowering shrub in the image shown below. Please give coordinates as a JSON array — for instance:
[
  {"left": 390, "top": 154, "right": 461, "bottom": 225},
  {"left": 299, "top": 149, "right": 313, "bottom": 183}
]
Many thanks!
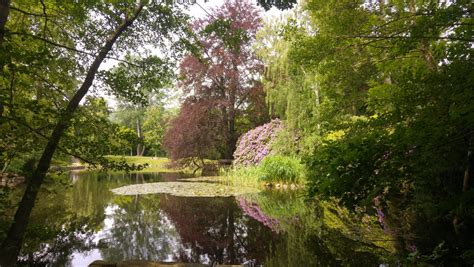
[{"left": 233, "top": 119, "right": 283, "bottom": 166}]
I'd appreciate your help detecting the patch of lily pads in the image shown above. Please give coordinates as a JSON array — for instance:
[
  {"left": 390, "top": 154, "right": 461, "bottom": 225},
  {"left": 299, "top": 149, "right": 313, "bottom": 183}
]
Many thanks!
[{"left": 110, "top": 181, "right": 260, "bottom": 197}]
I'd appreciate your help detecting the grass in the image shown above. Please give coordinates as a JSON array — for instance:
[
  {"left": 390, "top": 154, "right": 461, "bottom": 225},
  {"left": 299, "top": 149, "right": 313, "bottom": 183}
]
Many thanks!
[
  {"left": 221, "top": 155, "right": 307, "bottom": 189},
  {"left": 104, "top": 156, "right": 174, "bottom": 173},
  {"left": 221, "top": 166, "right": 263, "bottom": 188}
]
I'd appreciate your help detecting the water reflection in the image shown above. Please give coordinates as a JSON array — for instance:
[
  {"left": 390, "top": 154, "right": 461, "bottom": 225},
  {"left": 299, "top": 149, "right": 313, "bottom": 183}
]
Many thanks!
[
  {"left": 1, "top": 171, "right": 395, "bottom": 266},
  {"left": 98, "top": 197, "right": 180, "bottom": 262},
  {"left": 159, "top": 195, "right": 279, "bottom": 265}
]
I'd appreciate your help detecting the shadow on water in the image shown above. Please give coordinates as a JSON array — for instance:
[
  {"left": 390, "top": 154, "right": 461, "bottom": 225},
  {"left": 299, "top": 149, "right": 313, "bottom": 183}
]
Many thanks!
[{"left": 0, "top": 171, "right": 397, "bottom": 266}]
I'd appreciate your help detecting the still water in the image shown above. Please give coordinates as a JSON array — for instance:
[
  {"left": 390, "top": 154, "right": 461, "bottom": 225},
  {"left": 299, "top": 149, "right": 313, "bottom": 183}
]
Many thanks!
[{"left": 7, "top": 171, "right": 394, "bottom": 266}]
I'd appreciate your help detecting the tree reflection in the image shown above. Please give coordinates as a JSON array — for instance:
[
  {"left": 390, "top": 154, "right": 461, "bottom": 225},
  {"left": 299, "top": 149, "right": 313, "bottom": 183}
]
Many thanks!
[
  {"left": 0, "top": 171, "right": 164, "bottom": 265},
  {"left": 159, "top": 195, "right": 279, "bottom": 265},
  {"left": 98, "top": 195, "right": 180, "bottom": 262},
  {"left": 1, "top": 174, "right": 103, "bottom": 266},
  {"left": 246, "top": 191, "right": 396, "bottom": 267}
]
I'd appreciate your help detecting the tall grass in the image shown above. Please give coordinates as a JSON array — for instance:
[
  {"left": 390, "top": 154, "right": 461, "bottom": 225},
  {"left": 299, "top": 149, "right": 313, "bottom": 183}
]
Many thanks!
[
  {"left": 221, "top": 166, "right": 262, "bottom": 188},
  {"left": 258, "top": 155, "right": 305, "bottom": 184},
  {"left": 223, "top": 155, "right": 306, "bottom": 188}
]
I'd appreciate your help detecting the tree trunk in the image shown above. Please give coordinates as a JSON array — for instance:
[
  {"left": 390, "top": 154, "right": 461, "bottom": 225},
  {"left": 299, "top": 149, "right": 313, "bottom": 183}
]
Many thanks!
[
  {"left": 0, "top": 0, "right": 10, "bottom": 46},
  {"left": 463, "top": 135, "right": 473, "bottom": 192},
  {"left": 136, "top": 118, "right": 144, "bottom": 156},
  {"left": 0, "top": 0, "right": 11, "bottom": 120},
  {"left": 225, "top": 59, "right": 238, "bottom": 159},
  {"left": 0, "top": 5, "right": 144, "bottom": 266},
  {"left": 227, "top": 100, "right": 236, "bottom": 159}
]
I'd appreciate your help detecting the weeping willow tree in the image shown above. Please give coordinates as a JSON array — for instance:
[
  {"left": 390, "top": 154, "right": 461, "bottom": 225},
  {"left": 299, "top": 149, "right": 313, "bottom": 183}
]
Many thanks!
[{"left": 254, "top": 7, "right": 328, "bottom": 156}]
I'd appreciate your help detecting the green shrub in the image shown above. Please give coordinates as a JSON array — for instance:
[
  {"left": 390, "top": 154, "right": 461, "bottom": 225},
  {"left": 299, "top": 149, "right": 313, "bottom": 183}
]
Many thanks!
[{"left": 258, "top": 155, "right": 304, "bottom": 183}]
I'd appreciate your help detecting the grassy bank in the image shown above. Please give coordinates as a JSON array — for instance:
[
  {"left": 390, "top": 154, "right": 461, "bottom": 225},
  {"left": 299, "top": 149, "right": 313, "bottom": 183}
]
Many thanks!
[{"left": 104, "top": 156, "right": 173, "bottom": 172}]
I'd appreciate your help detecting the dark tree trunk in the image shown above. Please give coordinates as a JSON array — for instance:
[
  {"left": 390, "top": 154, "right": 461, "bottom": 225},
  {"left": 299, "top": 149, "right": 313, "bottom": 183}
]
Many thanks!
[
  {"left": 224, "top": 58, "right": 239, "bottom": 160},
  {"left": 0, "top": 0, "right": 11, "bottom": 120},
  {"left": 0, "top": 0, "right": 10, "bottom": 46},
  {"left": 0, "top": 5, "right": 144, "bottom": 266},
  {"left": 227, "top": 90, "right": 236, "bottom": 159},
  {"left": 463, "top": 135, "right": 473, "bottom": 192},
  {"left": 227, "top": 200, "right": 235, "bottom": 263}
]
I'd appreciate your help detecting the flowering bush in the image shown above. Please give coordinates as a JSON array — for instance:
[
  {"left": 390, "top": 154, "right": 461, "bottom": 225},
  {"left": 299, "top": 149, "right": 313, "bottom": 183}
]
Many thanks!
[{"left": 233, "top": 119, "right": 283, "bottom": 166}]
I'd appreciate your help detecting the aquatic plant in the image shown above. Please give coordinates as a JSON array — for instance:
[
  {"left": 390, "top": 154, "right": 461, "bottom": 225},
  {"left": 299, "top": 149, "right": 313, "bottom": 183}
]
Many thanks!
[{"left": 110, "top": 181, "right": 260, "bottom": 197}]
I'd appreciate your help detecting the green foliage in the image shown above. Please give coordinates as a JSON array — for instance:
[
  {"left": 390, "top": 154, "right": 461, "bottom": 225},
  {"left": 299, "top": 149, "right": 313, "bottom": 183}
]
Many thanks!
[
  {"left": 269, "top": 127, "right": 300, "bottom": 157},
  {"left": 258, "top": 155, "right": 304, "bottom": 184},
  {"left": 202, "top": 19, "right": 249, "bottom": 53},
  {"left": 255, "top": 0, "right": 474, "bottom": 263},
  {"left": 111, "top": 102, "right": 169, "bottom": 157},
  {"left": 101, "top": 56, "right": 171, "bottom": 106},
  {"left": 143, "top": 106, "right": 166, "bottom": 157},
  {"left": 0, "top": 0, "right": 194, "bottom": 174}
]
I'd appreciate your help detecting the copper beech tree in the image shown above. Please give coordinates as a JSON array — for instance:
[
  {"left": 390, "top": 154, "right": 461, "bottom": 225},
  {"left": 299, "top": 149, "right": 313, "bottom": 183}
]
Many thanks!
[{"left": 165, "top": 0, "right": 267, "bottom": 162}]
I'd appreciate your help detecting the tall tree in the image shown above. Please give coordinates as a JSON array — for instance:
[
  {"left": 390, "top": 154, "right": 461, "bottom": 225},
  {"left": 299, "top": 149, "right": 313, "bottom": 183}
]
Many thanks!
[
  {"left": 0, "top": 1, "right": 192, "bottom": 264},
  {"left": 178, "top": 0, "right": 265, "bottom": 159}
]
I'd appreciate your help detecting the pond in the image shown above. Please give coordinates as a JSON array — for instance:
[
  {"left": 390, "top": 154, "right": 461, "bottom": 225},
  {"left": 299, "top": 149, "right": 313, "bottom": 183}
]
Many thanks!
[{"left": 4, "top": 171, "right": 397, "bottom": 266}]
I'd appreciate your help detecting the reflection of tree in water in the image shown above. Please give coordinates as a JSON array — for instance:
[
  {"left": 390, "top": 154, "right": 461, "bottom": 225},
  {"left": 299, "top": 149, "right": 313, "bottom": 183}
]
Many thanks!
[
  {"left": 98, "top": 194, "right": 181, "bottom": 262},
  {"left": 4, "top": 171, "right": 169, "bottom": 265},
  {"left": 159, "top": 195, "right": 280, "bottom": 265},
  {"left": 8, "top": 175, "right": 102, "bottom": 266},
  {"left": 252, "top": 191, "right": 394, "bottom": 267}
]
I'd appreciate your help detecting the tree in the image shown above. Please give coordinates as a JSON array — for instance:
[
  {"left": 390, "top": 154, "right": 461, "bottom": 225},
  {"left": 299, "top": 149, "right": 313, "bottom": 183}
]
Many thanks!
[
  {"left": 0, "top": 1, "right": 193, "bottom": 264},
  {"left": 177, "top": 0, "right": 265, "bottom": 159},
  {"left": 256, "top": 0, "right": 297, "bottom": 11},
  {"left": 105, "top": 54, "right": 172, "bottom": 156},
  {"left": 254, "top": 6, "right": 321, "bottom": 156},
  {"left": 163, "top": 98, "right": 222, "bottom": 169},
  {"left": 111, "top": 104, "right": 147, "bottom": 156},
  {"left": 143, "top": 105, "right": 166, "bottom": 157}
]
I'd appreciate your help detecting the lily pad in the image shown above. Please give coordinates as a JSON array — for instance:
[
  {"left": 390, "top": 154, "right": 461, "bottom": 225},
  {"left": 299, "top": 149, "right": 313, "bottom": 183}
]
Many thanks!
[{"left": 110, "top": 181, "right": 260, "bottom": 197}]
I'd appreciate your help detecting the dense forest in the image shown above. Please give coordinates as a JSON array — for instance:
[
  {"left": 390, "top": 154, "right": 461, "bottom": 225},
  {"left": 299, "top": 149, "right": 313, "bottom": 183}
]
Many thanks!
[{"left": 0, "top": 0, "right": 473, "bottom": 266}]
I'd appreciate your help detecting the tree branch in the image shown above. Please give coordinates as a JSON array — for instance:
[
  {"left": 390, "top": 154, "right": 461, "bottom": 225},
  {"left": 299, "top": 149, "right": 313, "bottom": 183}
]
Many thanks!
[
  {"left": 0, "top": 0, "right": 10, "bottom": 46},
  {"left": 340, "top": 34, "right": 473, "bottom": 43},
  {"left": 3, "top": 116, "right": 100, "bottom": 168},
  {"left": 9, "top": 6, "right": 44, "bottom": 17},
  {"left": 39, "top": 0, "right": 48, "bottom": 38},
  {"left": 7, "top": 32, "right": 141, "bottom": 67}
]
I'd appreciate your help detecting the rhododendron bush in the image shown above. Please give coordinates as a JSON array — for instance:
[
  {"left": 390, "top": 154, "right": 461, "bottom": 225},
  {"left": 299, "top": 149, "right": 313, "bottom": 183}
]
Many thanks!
[{"left": 233, "top": 119, "right": 283, "bottom": 166}]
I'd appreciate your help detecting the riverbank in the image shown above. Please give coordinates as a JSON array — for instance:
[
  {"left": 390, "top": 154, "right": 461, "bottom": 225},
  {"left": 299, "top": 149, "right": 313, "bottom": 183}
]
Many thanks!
[{"left": 105, "top": 156, "right": 172, "bottom": 172}]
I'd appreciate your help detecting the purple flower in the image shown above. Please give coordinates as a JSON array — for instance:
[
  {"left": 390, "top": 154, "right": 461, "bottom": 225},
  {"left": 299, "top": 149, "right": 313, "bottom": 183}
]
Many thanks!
[{"left": 233, "top": 119, "right": 283, "bottom": 166}]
